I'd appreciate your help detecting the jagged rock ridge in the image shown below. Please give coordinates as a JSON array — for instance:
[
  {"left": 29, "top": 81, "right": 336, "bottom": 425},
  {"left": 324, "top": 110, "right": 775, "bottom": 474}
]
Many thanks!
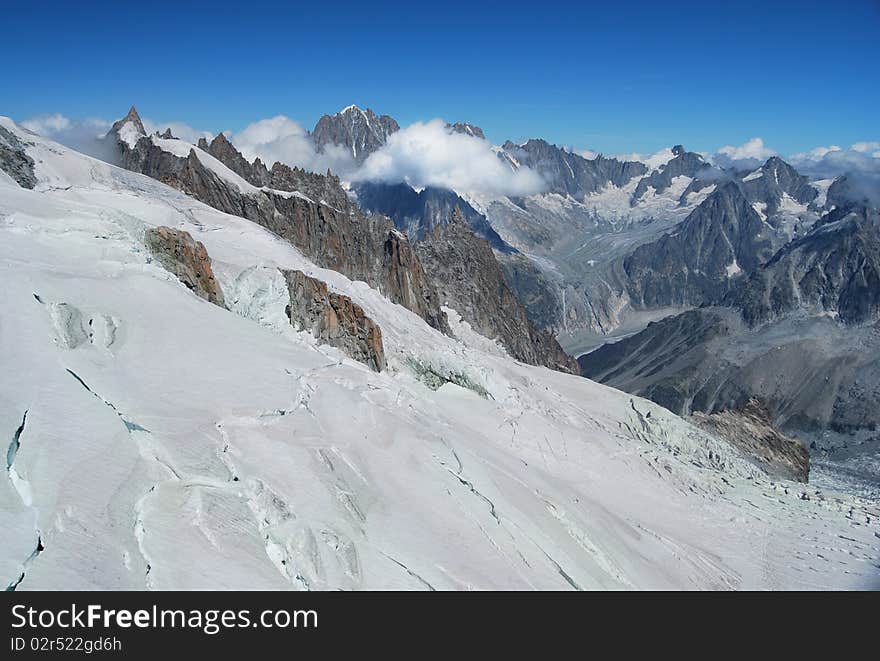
[
  {"left": 632, "top": 145, "right": 710, "bottom": 203},
  {"left": 108, "top": 107, "right": 449, "bottom": 336},
  {"left": 622, "top": 180, "right": 773, "bottom": 308},
  {"left": 499, "top": 139, "right": 647, "bottom": 198}
]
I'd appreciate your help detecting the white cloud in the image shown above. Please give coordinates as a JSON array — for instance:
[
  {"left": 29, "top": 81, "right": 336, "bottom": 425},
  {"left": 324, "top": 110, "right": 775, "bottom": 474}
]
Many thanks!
[
  {"left": 851, "top": 141, "right": 880, "bottom": 157},
  {"left": 19, "top": 112, "right": 215, "bottom": 164},
  {"left": 788, "top": 141, "right": 880, "bottom": 179},
  {"left": 712, "top": 137, "right": 777, "bottom": 169},
  {"left": 354, "top": 119, "right": 545, "bottom": 196},
  {"left": 21, "top": 113, "right": 72, "bottom": 135},
  {"left": 614, "top": 147, "right": 676, "bottom": 170},
  {"left": 792, "top": 145, "right": 842, "bottom": 161},
  {"left": 228, "top": 115, "right": 355, "bottom": 175},
  {"left": 19, "top": 113, "right": 117, "bottom": 163},
  {"left": 21, "top": 109, "right": 878, "bottom": 198}
]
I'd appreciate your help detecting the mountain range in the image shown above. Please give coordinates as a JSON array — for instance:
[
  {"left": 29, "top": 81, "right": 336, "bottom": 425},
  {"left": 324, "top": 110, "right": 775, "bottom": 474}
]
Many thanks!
[{"left": 1, "top": 103, "right": 878, "bottom": 590}]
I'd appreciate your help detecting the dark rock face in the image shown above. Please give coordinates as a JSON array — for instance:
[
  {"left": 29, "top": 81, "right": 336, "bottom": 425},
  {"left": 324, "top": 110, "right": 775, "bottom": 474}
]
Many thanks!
[
  {"left": 581, "top": 306, "right": 880, "bottom": 440},
  {"left": 580, "top": 308, "right": 738, "bottom": 414},
  {"left": 692, "top": 399, "right": 810, "bottom": 482},
  {"left": 632, "top": 146, "right": 710, "bottom": 203},
  {"left": 312, "top": 106, "right": 399, "bottom": 162},
  {"left": 582, "top": 207, "right": 880, "bottom": 444},
  {"left": 0, "top": 126, "right": 37, "bottom": 189},
  {"left": 282, "top": 270, "right": 386, "bottom": 372},
  {"left": 623, "top": 181, "right": 771, "bottom": 308},
  {"left": 353, "top": 181, "right": 511, "bottom": 250},
  {"left": 740, "top": 156, "right": 817, "bottom": 216},
  {"left": 499, "top": 139, "right": 647, "bottom": 198},
  {"left": 496, "top": 251, "right": 564, "bottom": 331},
  {"left": 144, "top": 226, "right": 226, "bottom": 307},
  {"left": 109, "top": 111, "right": 449, "bottom": 336},
  {"left": 416, "top": 208, "right": 578, "bottom": 374},
  {"left": 448, "top": 122, "right": 485, "bottom": 139},
  {"left": 726, "top": 208, "right": 880, "bottom": 326}
]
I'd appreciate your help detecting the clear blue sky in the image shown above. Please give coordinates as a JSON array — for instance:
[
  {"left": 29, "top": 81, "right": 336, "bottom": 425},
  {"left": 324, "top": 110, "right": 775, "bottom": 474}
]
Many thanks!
[{"left": 1, "top": 0, "right": 877, "bottom": 154}]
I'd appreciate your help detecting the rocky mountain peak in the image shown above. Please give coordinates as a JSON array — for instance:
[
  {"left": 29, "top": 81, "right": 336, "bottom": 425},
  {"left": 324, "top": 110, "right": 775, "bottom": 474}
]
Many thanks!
[
  {"left": 312, "top": 105, "right": 400, "bottom": 162},
  {"left": 109, "top": 105, "right": 146, "bottom": 147},
  {"left": 632, "top": 145, "right": 710, "bottom": 203},
  {"left": 449, "top": 122, "right": 486, "bottom": 139},
  {"left": 738, "top": 155, "right": 818, "bottom": 214}
]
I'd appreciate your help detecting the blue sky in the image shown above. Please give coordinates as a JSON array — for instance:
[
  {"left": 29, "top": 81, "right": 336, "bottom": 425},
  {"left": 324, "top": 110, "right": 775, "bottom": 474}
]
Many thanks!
[{"left": 1, "top": 0, "right": 877, "bottom": 155}]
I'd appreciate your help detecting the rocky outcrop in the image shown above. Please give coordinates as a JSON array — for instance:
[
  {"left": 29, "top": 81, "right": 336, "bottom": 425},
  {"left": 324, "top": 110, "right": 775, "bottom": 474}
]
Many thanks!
[
  {"left": 0, "top": 126, "right": 36, "bottom": 189},
  {"left": 499, "top": 139, "right": 647, "bottom": 198},
  {"left": 109, "top": 109, "right": 449, "bottom": 335},
  {"left": 416, "top": 208, "right": 578, "bottom": 374},
  {"left": 282, "top": 270, "right": 385, "bottom": 372},
  {"left": 692, "top": 399, "right": 810, "bottom": 482},
  {"left": 144, "top": 226, "right": 226, "bottom": 307},
  {"left": 312, "top": 106, "right": 399, "bottom": 162}
]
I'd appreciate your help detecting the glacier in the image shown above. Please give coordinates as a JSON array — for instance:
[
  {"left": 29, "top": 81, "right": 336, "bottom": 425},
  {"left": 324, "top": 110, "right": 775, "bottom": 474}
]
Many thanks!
[{"left": 1, "top": 118, "right": 878, "bottom": 590}]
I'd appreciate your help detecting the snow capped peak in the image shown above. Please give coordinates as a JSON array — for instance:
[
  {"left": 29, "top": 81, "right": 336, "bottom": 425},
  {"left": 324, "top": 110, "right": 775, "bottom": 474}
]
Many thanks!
[
  {"left": 339, "top": 104, "right": 364, "bottom": 116},
  {"left": 109, "top": 105, "right": 146, "bottom": 148}
]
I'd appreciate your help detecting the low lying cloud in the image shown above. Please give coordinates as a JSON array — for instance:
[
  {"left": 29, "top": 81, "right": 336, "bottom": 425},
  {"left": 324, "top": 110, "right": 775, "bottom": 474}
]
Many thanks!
[
  {"left": 20, "top": 114, "right": 117, "bottom": 163},
  {"left": 829, "top": 172, "right": 880, "bottom": 208},
  {"left": 789, "top": 141, "right": 880, "bottom": 180},
  {"left": 355, "top": 119, "right": 545, "bottom": 196},
  {"left": 18, "top": 112, "right": 211, "bottom": 164},
  {"left": 228, "top": 116, "right": 355, "bottom": 175}
]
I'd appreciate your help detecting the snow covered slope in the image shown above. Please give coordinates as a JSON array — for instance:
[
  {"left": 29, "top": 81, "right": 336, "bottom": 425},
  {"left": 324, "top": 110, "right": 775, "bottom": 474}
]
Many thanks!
[{"left": 1, "top": 118, "right": 878, "bottom": 590}]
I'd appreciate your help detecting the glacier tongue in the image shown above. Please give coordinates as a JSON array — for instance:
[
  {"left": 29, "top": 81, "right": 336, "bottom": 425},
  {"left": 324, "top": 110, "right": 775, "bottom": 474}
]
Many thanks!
[{"left": 1, "top": 117, "right": 878, "bottom": 590}]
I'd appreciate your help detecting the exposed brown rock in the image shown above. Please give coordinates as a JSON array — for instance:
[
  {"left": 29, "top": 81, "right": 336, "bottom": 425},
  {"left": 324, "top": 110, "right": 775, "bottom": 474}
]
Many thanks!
[
  {"left": 692, "top": 398, "right": 810, "bottom": 482},
  {"left": 282, "top": 270, "right": 386, "bottom": 372},
  {"left": 144, "top": 226, "right": 226, "bottom": 307}
]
